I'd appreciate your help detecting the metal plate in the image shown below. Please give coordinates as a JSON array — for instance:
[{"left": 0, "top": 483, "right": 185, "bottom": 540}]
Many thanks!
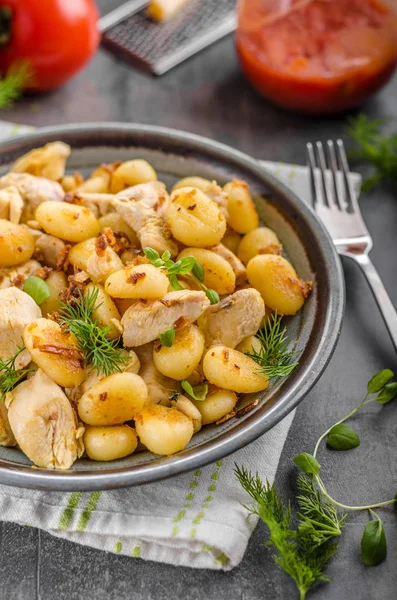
[{"left": 0, "top": 123, "right": 344, "bottom": 490}]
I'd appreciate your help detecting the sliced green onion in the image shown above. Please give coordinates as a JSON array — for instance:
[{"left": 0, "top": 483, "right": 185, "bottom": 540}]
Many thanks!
[{"left": 23, "top": 276, "right": 50, "bottom": 305}]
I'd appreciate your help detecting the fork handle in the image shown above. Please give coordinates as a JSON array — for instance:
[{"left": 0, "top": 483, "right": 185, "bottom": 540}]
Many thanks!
[{"left": 342, "top": 252, "right": 397, "bottom": 353}]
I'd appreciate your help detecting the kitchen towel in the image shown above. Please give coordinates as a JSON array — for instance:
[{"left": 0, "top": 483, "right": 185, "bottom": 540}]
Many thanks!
[{"left": 0, "top": 121, "right": 362, "bottom": 570}]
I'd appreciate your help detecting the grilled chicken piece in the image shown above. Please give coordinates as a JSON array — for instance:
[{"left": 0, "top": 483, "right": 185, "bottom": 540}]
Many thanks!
[
  {"left": 67, "top": 192, "right": 115, "bottom": 218},
  {"left": 113, "top": 182, "right": 179, "bottom": 256},
  {"left": 0, "top": 185, "right": 24, "bottom": 224},
  {"left": 10, "top": 141, "right": 71, "bottom": 181},
  {"left": 198, "top": 288, "right": 265, "bottom": 348},
  {"left": 0, "top": 259, "right": 42, "bottom": 290},
  {"left": 6, "top": 369, "right": 84, "bottom": 469},
  {"left": 135, "top": 343, "right": 177, "bottom": 405},
  {"left": 0, "top": 287, "right": 41, "bottom": 369},
  {"left": 0, "top": 403, "right": 16, "bottom": 447},
  {"left": 34, "top": 234, "right": 68, "bottom": 269},
  {"left": 121, "top": 290, "right": 210, "bottom": 347},
  {"left": 0, "top": 173, "right": 64, "bottom": 222},
  {"left": 209, "top": 243, "right": 247, "bottom": 286}
]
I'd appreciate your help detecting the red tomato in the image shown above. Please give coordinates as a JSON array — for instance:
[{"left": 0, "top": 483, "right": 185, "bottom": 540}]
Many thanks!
[{"left": 0, "top": 0, "right": 100, "bottom": 91}]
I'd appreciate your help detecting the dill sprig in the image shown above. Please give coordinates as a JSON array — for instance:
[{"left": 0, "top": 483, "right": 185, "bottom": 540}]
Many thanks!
[
  {"left": 0, "top": 62, "right": 34, "bottom": 109},
  {"left": 235, "top": 465, "right": 343, "bottom": 600},
  {"left": 247, "top": 313, "right": 299, "bottom": 380},
  {"left": 0, "top": 345, "right": 34, "bottom": 399},
  {"left": 58, "top": 288, "right": 127, "bottom": 377}
]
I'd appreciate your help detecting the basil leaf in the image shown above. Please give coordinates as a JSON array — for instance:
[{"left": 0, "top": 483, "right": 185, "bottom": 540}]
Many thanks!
[
  {"left": 161, "top": 250, "right": 171, "bottom": 261},
  {"left": 23, "top": 276, "right": 50, "bottom": 305},
  {"left": 169, "top": 275, "right": 184, "bottom": 291},
  {"left": 367, "top": 369, "right": 394, "bottom": 394},
  {"left": 205, "top": 289, "right": 220, "bottom": 305},
  {"left": 192, "top": 261, "right": 205, "bottom": 282},
  {"left": 327, "top": 423, "right": 360, "bottom": 451},
  {"left": 159, "top": 328, "right": 175, "bottom": 347},
  {"left": 177, "top": 257, "right": 196, "bottom": 275},
  {"left": 181, "top": 380, "right": 208, "bottom": 401},
  {"left": 153, "top": 258, "right": 164, "bottom": 268},
  {"left": 143, "top": 247, "right": 160, "bottom": 262},
  {"left": 361, "top": 518, "right": 387, "bottom": 566},
  {"left": 167, "top": 260, "right": 183, "bottom": 275},
  {"left": 376, "top": 382, "right": 397, "bottom": 404},
  {"left": 293, "top": 453, "right": 320, "bottom": 476}
]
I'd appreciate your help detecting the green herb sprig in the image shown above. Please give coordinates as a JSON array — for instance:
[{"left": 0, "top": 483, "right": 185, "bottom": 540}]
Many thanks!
[
  {"left": 159, "top": 328, "right": 175, "bottom": 347},
  {"left": 58, "top": 287, "right": 127, "bottom": 377},
  {"left": 0, "top": 345, "right": 34, "bottom": 399},
  {"left": 0, "top": 62, "right": 34, "bottom": 109},
  {"left": 181, "top": 380, "right": 208, "bottom": 401},
  {"left": 236, "top": 369, "right": 397, "bottom": 598},
  {"left": 247, "top": 313, "right": 299, "bottom": 380},
  {"left": 347, "top": 114, "right": 397, "bottom": 191},
  {"left": 143, "top": 247, "right": 220, "bottom": 304}
]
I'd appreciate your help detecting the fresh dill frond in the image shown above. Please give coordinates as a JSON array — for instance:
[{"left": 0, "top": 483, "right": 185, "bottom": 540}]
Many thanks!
[
  {"left": 58, "top": 288, "right": 128, "bottom": 377},
  {"left": 247, "top": 313, "right": 299, "bottom": 380},
  {"left": 297, "top": 474, "right": 346, "bottom": 550},
  {"left": 0, "top": 345, "right": 34, "bottom": 399},
  {"left": 235, "top": 465, "right": 339, "bottom": 600},
  {"left": 0, "top": 62, "right": 34, "bottom": 109}
]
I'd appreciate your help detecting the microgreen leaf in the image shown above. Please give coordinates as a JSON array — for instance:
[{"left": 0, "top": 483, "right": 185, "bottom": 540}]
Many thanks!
[
  {"left": 177, "top": 257, "right": 196, "bottom": 274},
  {"left": 23, "top": 276, "right": 50, "bottom": 305},
  {"left": 144, "top": 247, "right": 160, "bottom": 262},
  {"left": 361, "top": 517, "right": 387, "bottom": 566},
  {"left": 327, "top": 424, "right": 360, "bottom": 451},
  {"left": 161, "top": 250, "right": 171, "bottom": 261},
  {"left": 294, "top": 453, "right": 320, "bottom": 476},
  {"left": 169, "top": 275, "right": 184, "bottom": 291},
  {"left": 159, "top": 328, "right": 175, "bottom": 347},
  {"left": 367, "top": 369, "right": 394, "bottom": 394},
  {"left": 205, "top": 289, "right": 220, "bottom": 305},
  {"left": 375, "top": 382, "right": 397, "bottom": 404},
  {"left": 181, "top": 380, "right": 208, "bottom": 401},
  {"left": 192, "top": 261, "right": 205, "bottom": 282},
  {"left": 166, "top": 260, "right": 183, "bottom": 275}
]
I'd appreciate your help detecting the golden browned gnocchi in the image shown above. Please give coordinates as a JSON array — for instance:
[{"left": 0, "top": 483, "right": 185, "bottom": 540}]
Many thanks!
[
  {"left": 167, "top": 187, "right": 226, "bottom": 247},
  {"left": 0, "top": 141, "right": 311, "bottom": 470}
]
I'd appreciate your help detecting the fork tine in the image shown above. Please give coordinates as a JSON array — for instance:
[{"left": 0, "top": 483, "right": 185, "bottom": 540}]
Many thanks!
[
  {"left": 306, "top": 142, "right": 318, "bottom": 209},
  {"left": 326, "top": 140, "right": 342, "bottom": 210},
  {"left": 336, "top": 139, "right": 357, "bottom": 211},
  {"left": 315, "top": 141, "right": 331, "bottom": 207}
]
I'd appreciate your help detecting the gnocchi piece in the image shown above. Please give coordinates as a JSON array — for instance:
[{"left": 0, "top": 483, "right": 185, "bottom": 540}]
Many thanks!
[
  {"left": 152, "top": 324, "right": 205, "bottom": 380},
  {"left": 177, "top": 248, "right": 235, "bottom": 295},
  {"left": 68, "top": 237, "right": 123, "bottom": 284},
  {"left": 40, "top": 270, "right": 68, "bottom": 317},
  {"left": 84, "top": 425, "right": 138, "bottom": 461},
  {"left": 167, "top": 187, "right": 226, "bottom": 247},
  {"left": 172, "top": 176, "right": 214, "bottom": 192},
  {"left": 35, "top": 202, "right": 100, "bottom": 243},
  {"left": 85, "top": 283, "right": 121, "bottom": 340},
  {"left": 171, "top": 395, "right": 202, "bottom": 433},
  {"left": 23, "top": 318, "right": 86, "bottom": 388},
  {"left": 223, "top": 180, "right": 259, "bottom": 234},
  {"left": 110, "top": 160, "right": 157, "bottom": 193},
  {"left": 247, "top": 254, "right": 310, "bottom": 315},
  {"left": 235, "top": 334, "right": 263, "bottom": 355},
  {"left": 98, "top": 212, "right": 139, "bottom": 245},
  {"left": 135, "top": 405, "right": 194, "bottom": 455},
  {"left": 203, "top": 345, "right": 268, "bottom": 393},
  {"left": 192, "top": 389, "right": 238, "bottom": 425},
  {"left": 0, "top": 219, "right": 35, "bottom": 266},
  {"left": 76, "top": 174, "right": 109, "bottom": 194},
  {"left": 105, "top": 264, "right": 169, "bottom": 299},
  {"left": 237, "top": 227, "right": 282, "bottom": 265},
  {"left": 221, "top": 228, "right": 241, "bottom": 255},
  {"left": 78, "top": 372, "right": 148, "bottom": 426}
]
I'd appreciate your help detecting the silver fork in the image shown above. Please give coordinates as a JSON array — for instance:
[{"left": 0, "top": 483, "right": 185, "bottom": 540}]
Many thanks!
[{"left": 307, "top": 139, "right": 397, "bottom": 353}]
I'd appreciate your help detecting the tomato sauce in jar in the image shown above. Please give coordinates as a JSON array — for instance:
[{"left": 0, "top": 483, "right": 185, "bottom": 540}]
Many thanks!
[{"left": 236, "top": 0, "right": 397, "bottom": 113}]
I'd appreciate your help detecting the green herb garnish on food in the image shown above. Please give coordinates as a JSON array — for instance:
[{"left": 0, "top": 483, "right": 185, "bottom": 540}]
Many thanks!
[
  {"left": 181, "top": 380, "right": 208, "bottom": 401},
  {"left": 143, "top": 247, "right": 219, "bottom": 304},
  {"left": 0, "top": 61, "right": 34, "bottom": 109},
  {"left": 347, "top": 114, "right": 397, "bottom": 191},
  {"left": 23, "top": 276, "right": 50, "bottom": 305},
  {"left": 236, "top": 369, "right": 397, "bottom": 598},
  {"left": 58, "top": 287, "right": 127, "bottom": 377},
  {"left": 247, "top": 313, "right": 299, "bottom": 380},
  {"left": 0, "top": 345, "right": 34, "bottom": 399},
  {"left": 159, "top": 328, "right": 175, "bottom": 347}
]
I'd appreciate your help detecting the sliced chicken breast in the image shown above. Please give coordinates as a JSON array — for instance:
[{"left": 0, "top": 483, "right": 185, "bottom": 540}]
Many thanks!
[
  {"left": 122, "top": 290, "right": 210, "bottom": 347},
  {"left": 135, "top": 343, "right": 177, "bottom": 405},
  {"left": 0, "top": 259, "right": 42, "bottom": 290},
  {"left": 7, "top": 369, "right": 83, "bottom": 469},
  {"left": 34, "top": 233, "right": 68, "bottom": 269},
  {"left": 113, "top": 182, "right": 179, "bottom": 256},
  {"left": 0, "top": 173, "right": 64, "bottom": 222},
  {"left": 0, "top": 185, "right": 24, "bottom": 224},
  {"left": 0, "top": 287, "right": 42, "bottom": 368},
  {"left": 198, "top": 288, "right": 265, "bottom": 348},
  {"left": 10, "top": 141, "right": 71, "bottom": 181}
]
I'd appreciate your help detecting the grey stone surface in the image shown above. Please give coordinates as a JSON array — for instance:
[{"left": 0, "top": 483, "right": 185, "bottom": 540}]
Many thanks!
[{"left": 1, "top": 2, "right": 397, "bottom": 597}]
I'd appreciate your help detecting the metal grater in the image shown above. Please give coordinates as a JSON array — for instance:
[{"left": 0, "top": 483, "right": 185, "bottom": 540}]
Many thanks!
[{"left": 101, "top": 0, "right": 237, "bottom": 76}]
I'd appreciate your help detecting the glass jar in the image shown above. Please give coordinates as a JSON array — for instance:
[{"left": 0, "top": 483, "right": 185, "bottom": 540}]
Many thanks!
[{"left": 236, "top": 0, "right": 397, "bottom": 114}]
